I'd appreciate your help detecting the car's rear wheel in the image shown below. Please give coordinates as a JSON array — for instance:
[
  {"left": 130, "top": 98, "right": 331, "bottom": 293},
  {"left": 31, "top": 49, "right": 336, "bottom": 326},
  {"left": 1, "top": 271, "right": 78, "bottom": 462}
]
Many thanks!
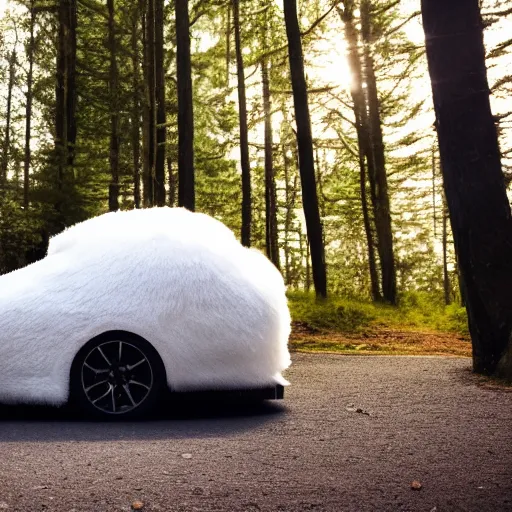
[{"left": 70, "top": 332, "right": 166, "bottom": 419}]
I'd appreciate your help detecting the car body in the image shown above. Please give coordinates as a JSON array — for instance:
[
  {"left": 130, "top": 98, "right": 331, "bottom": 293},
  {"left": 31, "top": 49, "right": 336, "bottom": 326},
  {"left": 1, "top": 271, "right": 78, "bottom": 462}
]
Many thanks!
[{"left": 0, "top": 207, "right": 291, "bottom": 417}]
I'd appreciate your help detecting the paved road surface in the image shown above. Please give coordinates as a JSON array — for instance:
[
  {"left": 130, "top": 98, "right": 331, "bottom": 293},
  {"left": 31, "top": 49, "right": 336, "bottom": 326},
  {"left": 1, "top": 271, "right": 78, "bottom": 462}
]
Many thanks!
[{"left": 0, "top": 354, "right": 511, "bottom": 512}]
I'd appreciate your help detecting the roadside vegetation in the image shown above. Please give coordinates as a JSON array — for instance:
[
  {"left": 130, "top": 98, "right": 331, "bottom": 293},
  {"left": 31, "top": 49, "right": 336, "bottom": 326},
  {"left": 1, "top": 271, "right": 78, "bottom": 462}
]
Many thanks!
[{"left": 288, "top": 291, "right": 471, "bottom": 357}]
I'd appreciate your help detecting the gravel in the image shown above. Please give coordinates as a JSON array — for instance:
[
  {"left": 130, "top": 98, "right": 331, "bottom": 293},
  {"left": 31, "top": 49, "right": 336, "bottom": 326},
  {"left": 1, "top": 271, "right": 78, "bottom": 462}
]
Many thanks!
[{"left": 0, "top": 353, "right": 511, "bottom": 511}]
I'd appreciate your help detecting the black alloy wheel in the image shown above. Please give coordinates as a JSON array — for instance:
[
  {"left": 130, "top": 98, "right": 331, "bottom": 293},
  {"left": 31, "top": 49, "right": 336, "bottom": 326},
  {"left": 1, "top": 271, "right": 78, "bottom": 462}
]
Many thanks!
[{"left": 71, "top": 332, "right": 166, "bottom": 419}]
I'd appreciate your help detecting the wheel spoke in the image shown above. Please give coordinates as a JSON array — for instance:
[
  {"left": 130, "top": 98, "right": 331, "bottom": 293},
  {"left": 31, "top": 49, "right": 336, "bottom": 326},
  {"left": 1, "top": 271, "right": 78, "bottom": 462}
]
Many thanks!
[
  {"left": 118, "top": 341, "right": 123, "bottom": 362},
  {"left": 111, "top": 385, "right": 116, "bottom": 413},
  {"left": 129, "top": 379, "right": 150, "bottom": 390},
  {"left": 84, "top": 379, "right": 109, "bottom": 393},
  {"left": 97, "top": 346, "right": 111, "bottom": 366},
  {"left": 84, "top": 362, "right": 109, "bottom": 374},
  {"left": 92, "top": 384, "right": 114, "bottom": 404},
  {"left": 126, "top": 358, "right": 147, "bottom": 371},
  {"left": 122, "top": 384, "right": 137, "bottom": 407}
]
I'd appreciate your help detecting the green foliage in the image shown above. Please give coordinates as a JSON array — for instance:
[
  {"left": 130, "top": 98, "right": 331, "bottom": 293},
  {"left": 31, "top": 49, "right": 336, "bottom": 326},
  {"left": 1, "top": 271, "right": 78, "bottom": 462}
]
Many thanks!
[
  {"left": 288, "top": 291, "right": 376, "bottom": 333},
  {"left": 0, "top": 195, "right": 44, "bottom": 273},
  {"left": 0, "top": 0, "right": 507, "bottom": 332},
  {"left": 288, "top": 290, "right": 469, "bottom": 336}
]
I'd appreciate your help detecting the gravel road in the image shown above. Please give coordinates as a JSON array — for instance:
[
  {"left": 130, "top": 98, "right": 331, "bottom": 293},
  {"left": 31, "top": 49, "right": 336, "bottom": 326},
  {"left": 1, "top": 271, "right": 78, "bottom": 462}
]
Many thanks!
[{"left": 0, "top": 354, "right": 511, "bottom": 512}]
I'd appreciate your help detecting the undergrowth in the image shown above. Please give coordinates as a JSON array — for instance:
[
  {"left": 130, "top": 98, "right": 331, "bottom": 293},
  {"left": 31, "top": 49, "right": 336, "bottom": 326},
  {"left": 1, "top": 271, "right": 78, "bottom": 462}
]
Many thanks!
[{"left": 287, "top": 290, "right": 469, "bottom": 336}]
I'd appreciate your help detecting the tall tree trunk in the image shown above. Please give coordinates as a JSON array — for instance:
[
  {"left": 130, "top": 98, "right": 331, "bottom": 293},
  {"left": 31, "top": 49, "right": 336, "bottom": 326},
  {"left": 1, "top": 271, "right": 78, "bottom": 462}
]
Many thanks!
[
  {"left": 284, "top": 0, "right": 327, "bottom": 298},
  {"left": 131, "top": 4, "right": 141, "bottom": 209},
  {"left": 142, "top": 0, "right": 155, "bottom": 206},
  {"left": 175, "top": 0, "right": 195, "bottom": 211},
  {"left": 55, "top": 0, "right": 77, "bottom": 229},
  {"left": 56, "top": 3, "right": 67, "bottom": 196},
  {"left": 442, "top": 192, "right": 450, "bottom": 306},
  {"left": 154, "top": 0, "right": 166, "bottom": 206},
  {"left": 338, "top": 3, "right": 381, "bottom": 301},
  {"left": 168, "top": 156, "right": 176, "bottom": 206},
  {"left": 233, "top": 0, "right": 252, "bottom": 247},
  {"left": 283, "top": 139, "right": 292, "bottom": 285},
  {"left": 361, "top": 0, "right": 396, "bottom": 305},
  {"left": 262, "top": 58, "right": 280, "bottom": 269},
  {"left": 314, "top": 147, "right": 326, "bottom": 219},
  {"left": 340, "top": 5, "right": 380, "bottom": 300},
  {"left": 141, "top": 0, "right": 151, "bottom": 207},
  {"left": 66, "top": 0, "right": 77, "bottom": 170},
  {"left": 1, "top": 46, "right": 16, "bottom": 190},
  {"left": 108, "top": 0, "right": 120, "bottom": 212},
  {"left": 23, "top": 2, "right": 36, "bottom": 210},
  {"left": 225, "top": 2, "right": 231, "bottom": 89},
  {"left": 66, "top": 0, "right": 77, "bottom": 171},
  {"left": 359, "top": 144, "right": 381, "bottom": 302},
  {"left": 305, "top": 235, "right": 311, "bottom": 292},
  {"left": 422, "top": 0, "right": 512, "bottom": 378},
  {"left": 432, "top": 147, "right": 437, "bottom": 237}
]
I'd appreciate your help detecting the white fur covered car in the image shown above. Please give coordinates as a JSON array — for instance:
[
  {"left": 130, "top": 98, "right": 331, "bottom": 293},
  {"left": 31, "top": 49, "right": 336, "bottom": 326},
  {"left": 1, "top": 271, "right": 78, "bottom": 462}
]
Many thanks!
[{"left": 0, "top": 207, "right": 291, "bottom": 418}]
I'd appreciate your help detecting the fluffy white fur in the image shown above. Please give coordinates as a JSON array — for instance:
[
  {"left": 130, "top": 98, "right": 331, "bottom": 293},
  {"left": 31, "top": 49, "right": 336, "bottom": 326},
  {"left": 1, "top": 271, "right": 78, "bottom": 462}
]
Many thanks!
[{"left": 0, "top": 207, "right": 291, "bottom": 405}]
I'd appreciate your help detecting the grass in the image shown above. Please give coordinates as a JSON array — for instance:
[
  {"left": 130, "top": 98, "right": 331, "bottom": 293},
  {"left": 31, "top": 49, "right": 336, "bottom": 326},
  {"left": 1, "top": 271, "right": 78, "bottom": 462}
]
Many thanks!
[{"left": 288, "top": 291, "right": 471, "bottom": 357}]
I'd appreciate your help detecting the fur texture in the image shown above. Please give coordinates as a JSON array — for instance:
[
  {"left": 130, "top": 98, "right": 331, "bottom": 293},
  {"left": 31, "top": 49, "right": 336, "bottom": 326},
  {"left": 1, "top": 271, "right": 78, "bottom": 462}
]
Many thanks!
[{"left": 0, "top": 207, "right": 291, "bottom": 405}]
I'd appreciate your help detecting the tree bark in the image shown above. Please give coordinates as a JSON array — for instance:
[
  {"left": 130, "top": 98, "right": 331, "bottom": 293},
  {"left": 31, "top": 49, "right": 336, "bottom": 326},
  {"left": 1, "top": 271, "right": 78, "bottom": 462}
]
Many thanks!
[
  {"left": 141, "top": 0, "right": 150, "bottom": 206},
  {"left": 1, "top": 45, "right": 16, "bottom": 190},
  {"left": 154, "top": 0, "right": 166, "bottom": 206},
  {"left": 283, "top": 139, "right": 292, "bottom": 285},
  {"left": 107, "top": 0, "right": 120, "bottom": 212},
  {"left": 233, "top": 0, "right": 252, "bottom": 247},
  {"left": 143, "top": 0, "right": 155, "bottom": 206},
  {"left": 55, "top": 0, "right": 77, "bottom": 228},
  {"left": 23, "top": 2, "right": 36, "bottom": 210},
  {"left": 305, "top": 235, "right": 311, "bottom": 292},
  {"left": 361, "top": 0, "right": 397, "bottom": 305},
  {"left": 442, "top": 192, "right": 450, "bottom": 306},
  {"left": 167, "top": 156, "right": 176, "bottom": 206},
  {"left": 66, "top": 0, "right": 77, "bottom": 171},
  {"left": 262, "top": 58, "right": 280, "bottom": 269},
  {"left": 339, "top": 3, "right": 381, "bottom": 301},
  {"left": 175, "top": 0, "right": 195, "bottom": 211},
  {"left": 359, "top": 143, "right": 381, "bottom": 302},
  {"left": 131, "top": 4, "right": 141, "bottom": 209},
  {"left": 422, "top": 0, "right": 512, "bottom": 378},
  {"left": 225, "top": 2, "right": 231, "bottom": 89},
  {"left": 284, "top": 0, "right": 327, "bottom": 298}
]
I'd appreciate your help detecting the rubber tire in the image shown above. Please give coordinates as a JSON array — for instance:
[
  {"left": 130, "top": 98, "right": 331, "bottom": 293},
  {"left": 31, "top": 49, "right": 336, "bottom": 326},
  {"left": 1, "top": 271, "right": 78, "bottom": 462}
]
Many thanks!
[{"left": 70, "top": 331, "right": 167, "bottom": 420}]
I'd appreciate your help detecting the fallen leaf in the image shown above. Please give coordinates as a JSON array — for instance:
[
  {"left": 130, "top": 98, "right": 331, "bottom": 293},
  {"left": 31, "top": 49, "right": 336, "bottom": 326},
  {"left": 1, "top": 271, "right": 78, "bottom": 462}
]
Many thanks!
[
  {"left": 411, "top": 480, "right": 422, "bottom": 490},
  {"left": 131, "top": 500, "right": 144, "bottom": 510}
]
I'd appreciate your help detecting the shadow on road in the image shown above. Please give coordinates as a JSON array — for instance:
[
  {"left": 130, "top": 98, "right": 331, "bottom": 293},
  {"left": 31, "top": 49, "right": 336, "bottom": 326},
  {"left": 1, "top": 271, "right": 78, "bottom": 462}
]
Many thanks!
[{"left": 0, "top": 397, "right": 287, "bottom": 443}]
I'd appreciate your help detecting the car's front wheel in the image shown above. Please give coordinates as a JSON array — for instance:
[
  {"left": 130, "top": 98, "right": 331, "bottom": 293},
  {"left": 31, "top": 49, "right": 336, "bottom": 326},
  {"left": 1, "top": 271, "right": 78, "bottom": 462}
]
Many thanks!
[{"left": 70, "top": 332, "right": 166, "bottom": 419}]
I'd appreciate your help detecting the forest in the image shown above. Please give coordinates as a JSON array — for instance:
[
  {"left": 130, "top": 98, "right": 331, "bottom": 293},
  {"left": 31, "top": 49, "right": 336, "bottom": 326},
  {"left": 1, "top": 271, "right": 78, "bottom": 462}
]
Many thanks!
[{"left": 0, "top": 0, "right": 511, "bottom": 376}]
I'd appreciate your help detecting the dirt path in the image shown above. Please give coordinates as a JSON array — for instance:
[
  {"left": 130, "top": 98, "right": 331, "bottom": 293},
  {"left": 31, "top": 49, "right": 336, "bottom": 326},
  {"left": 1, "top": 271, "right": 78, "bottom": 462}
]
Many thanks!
[
  {"left": 0, "top": 354, "right": 511, "bottom": 511},
  {"left": 290, "top": 323, "right": 472, "bottom": 356}
]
